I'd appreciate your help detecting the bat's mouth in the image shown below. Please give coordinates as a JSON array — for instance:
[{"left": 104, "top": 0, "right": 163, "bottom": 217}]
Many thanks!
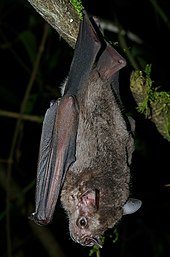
[
  {"left": 72, "top": 235, "right": 102, "bottom": 248},
  {"left": 84, "top": 236, "right": 102, "bottom": 248}
]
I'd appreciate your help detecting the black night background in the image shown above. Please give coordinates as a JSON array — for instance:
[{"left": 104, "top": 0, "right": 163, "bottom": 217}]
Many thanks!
[{"left": 0, "top": 1, "right": 170, "bottom": 257}]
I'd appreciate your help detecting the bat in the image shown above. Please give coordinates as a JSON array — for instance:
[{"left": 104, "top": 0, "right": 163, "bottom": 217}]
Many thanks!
[{"left": 30, "top": 11, "right": 142, "bottom": 248}]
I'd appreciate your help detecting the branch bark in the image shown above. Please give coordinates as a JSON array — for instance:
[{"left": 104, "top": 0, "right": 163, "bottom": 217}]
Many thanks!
[{"left": 27, "top": 0, "right": 81, "bottom": 48}]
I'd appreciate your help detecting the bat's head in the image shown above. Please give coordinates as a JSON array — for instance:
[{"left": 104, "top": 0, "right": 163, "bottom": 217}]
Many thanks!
[
  {"left": 63, "top": 189, "right": 142, "bottom": 248},
  {"left": 67, "top": 189, "right": 104, "bottom": 248},
  {"left": 70, "top": 221, "right": 103, "bottom": 248}
]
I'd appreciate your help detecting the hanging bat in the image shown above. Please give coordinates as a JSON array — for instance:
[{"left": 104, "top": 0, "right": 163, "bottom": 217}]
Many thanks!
[{"left": 30, "top": 11, "right": 142, "bottom": 248}]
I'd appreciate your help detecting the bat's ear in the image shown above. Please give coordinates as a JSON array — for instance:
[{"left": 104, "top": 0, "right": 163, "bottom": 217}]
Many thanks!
[
  {"left": 80, "top": 189, "right": 99, "bottom": 211},
  {"left": 123, "top": 198, "right": 142, "bottom": 215}
]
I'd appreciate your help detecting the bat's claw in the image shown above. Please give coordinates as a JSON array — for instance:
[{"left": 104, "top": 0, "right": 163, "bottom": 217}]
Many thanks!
[{"left": 28, "top": 212, "right": 50, "bottom": 225}]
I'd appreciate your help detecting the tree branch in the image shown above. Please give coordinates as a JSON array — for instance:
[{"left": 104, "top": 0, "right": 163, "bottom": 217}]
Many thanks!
[
  {"left": 130, "top": 66, "right": 170, "bottom": 142},
  {"left": 27, "top": 0, "right": 81, "bottom": 48},
  {"left": 0, "top": 109, "right": 43, "bottom": 123}
]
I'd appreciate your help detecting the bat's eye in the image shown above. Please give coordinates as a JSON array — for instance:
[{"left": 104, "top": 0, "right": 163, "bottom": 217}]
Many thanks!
[{"left": 77, "top": 217, "right": 88, "bottom": 228}]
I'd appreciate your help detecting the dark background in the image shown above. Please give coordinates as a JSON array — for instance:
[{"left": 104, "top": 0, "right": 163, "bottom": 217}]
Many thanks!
[{"left": 0, "top": 0, "right": 170, "bottom": 257}]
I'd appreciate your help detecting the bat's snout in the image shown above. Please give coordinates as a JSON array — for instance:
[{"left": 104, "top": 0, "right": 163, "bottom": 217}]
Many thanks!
[{"left": 71, "top": 233, "right": 103, "bottom": 248}]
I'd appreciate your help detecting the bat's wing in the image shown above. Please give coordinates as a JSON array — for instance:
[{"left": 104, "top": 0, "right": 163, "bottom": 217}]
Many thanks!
[
  {"left": 31, "top": 96, "right": 79, "bottom": 224},
  {"left": 63, "top": 11, "right": 101, "bottom": 96},
  {"left": 64, "top": 10, "right": 126, "bottom": 98},
  {"left": 31, "top": 12, "right": 102, "bottom": 225}
]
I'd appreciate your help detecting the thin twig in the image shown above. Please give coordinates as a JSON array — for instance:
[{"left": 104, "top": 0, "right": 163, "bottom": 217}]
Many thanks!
[
  {"left": 6, "top": 23, "right": 49, "bottom": 257},
  {"left": 115, "top": 17, "right": 139, "bottom": 70},
  {"left": 29, "top": 222, "right": 66, "bottom": 257},
  {"left": 0, "top": 109, "right": 43, "bottom": 123},
  {"left": 0, "top": 163, "right": 66, "bottom": 257},
  {"left": 149, "top": 0, "right": 170, "bottom": 30}
]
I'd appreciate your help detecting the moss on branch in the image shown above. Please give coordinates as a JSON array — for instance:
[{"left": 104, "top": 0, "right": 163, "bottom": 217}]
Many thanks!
[
  {"left": 70, "top": 0, "right": 83, "bottom": 19},
  {"left": 130, "top": 65, "right": 170, "bottom": 141}
]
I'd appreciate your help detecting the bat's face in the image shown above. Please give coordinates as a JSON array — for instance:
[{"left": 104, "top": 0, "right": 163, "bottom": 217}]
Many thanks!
[
  {"left": 61, "top": 188, "right": 101, "bottom": 247},
  {"left": 61, "top": 182, "right": 142, "bottom": 248},
  {"left": 69, "top": 214, "right": 103, "bottom": 248},
  {"left": 61, "top": 188, "right": 123, "bottom": 248},
  {"left": 68, "top": 198, "right": 104, "bottom": 247}
]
